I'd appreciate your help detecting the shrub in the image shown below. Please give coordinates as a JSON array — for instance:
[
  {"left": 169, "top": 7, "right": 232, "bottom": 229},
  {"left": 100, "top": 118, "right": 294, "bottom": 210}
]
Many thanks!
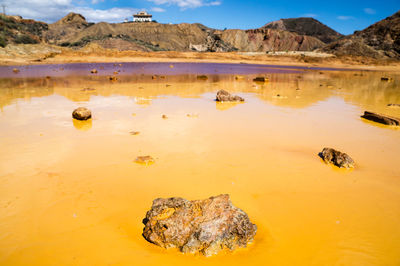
[{"left": 14, "top": 34, "right": 38, "bottom": 44}]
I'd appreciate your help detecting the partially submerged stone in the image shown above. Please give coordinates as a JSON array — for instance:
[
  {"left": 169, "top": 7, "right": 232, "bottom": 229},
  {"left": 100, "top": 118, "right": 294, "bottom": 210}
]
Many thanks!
[
  {"left": 12, "top": 68, "right": 19, "bottom": 74},
  {"left": 387, "top": 103, "right": 400, "bottom": 108},
  {"left": 142, "top": 194, "right": 257, "bottom": 257},
  {"left": 90, "top": 69, "right": 98, "bottom": 74},
  {"left": 361, "top": 111, "right": 400, "bottom": 126},
  {"left": 197, "top": 75, "right": 208, "bottom": 80},
  {"left": 162, "top": 114, "right": 168, "bottom": 119},
  {"left": 381, "top": 77, "right": 393, "bottom": 82},
  {"left": 109, "top": 76, "right": 118, "bottom": 81},
  {"left": 253, "top": 77, "right": 268, "bottom": 82},
  {"left": 135, "top": 156, "right": 155, "bottom": 165},
  {"left": 319, "top": 147, "right": 354, "bottom": 169},
  {"left": 130, "top": 131, "right": 140, "bottom": 135},
  {"left": 72, "top": 107, "right": 92, "bottom": 120},
  {"left": 216, "top": 89, "right": 244, "bottom": 102}
]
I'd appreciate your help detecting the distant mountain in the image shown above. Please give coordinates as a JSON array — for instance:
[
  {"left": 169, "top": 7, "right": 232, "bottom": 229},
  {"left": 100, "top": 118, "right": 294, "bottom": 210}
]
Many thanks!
[
  {"left": 321, "top": 11, "right": 400, "bottom": 59},
  {"left": 263, "top": 17, "right": 343, "bottom": 44},
  {"left": 0, "top": 14, "right": 48, "bottom": 47},
  {"left": 44, "top": 13, "right": 325, "bottom": 52}
]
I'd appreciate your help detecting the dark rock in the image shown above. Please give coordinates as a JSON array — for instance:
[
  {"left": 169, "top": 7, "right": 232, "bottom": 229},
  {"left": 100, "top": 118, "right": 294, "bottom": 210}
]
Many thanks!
[
  {"left": 388, "top": 103, "right": 400, "bottom": 108},
  {"left": 162, "top": 114, "right": 168, "bottom": 119},
  {"left": 142, "top": 194, "right": 257, "bottom": 257},
  {"left": 319, "top": 148, "right": 354, "bottom": 169},
  {"left": 216, "top": 90, "right": 244, "bottom": 102},
  {"left": 109, "top": 76, "right": 118, "bottom": 81},
  {"left": 197, "top": 75, "right": 208, "bottom": 80},
  {"left": 361, "top": 111, "right": 400, "bottom": 126},
  {"left": 72, "top": 107, "right": 91, "bottom": 120},
  {"left": 381, "top": 77, "right": 393, "bottom": 82},
  {"left": 90, "top": 69, "right": 98, "bottom": 74},
  {"left": 12, "top": 68, "right": 19, "bottom": 73},
  {"left": 253, "top": 77, "right": 268, "bottom": 82}
]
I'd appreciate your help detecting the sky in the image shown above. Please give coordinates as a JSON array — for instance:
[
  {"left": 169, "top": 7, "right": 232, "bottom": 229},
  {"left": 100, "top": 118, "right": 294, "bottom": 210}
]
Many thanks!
[{"left": 1, "top": 0, "right": 399, "bottom": 35}]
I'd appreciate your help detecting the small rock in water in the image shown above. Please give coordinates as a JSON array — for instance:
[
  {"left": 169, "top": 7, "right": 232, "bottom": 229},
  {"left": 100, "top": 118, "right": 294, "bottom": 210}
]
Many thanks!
[
  {"left": 135, "top": 156, "right": 155, "bottom": 165},
  {"left": 235, "top": 75, "right": 244, "bottom": 80},
  {"left": 387, "top": 103, "right": 400, "bottom": 108},
  {"left": 162, "top": 114, "right": 168, "bottom": 119},
  {"left": 72, "top": 107, "right": 92, "bottom": 120},
  {"left": 142, "top": 194, "right": 257, "bottom": 257},
  {"left": 90, "top": 69, "right": 98, "bottom": 74},
  {"left": 361, "top": 111, "right": 400, "bottom": 126},
  {"left": 253, "top": 77, "right": 268, "bottom": 82},
  {"left": 319, "top": 148, "right": 354, "bottom": 169},
  {"left": 130, "top": 131, "right": 140, "bottom": 135},
  {"left": 216, "top": 90, "right": 244, "bottom": 102},
  {"left": 152, "top": 75, "right": 158, "bottom": 80},
  {"left": 197, "top": 75, "right": 208, "bottom": 80},
  {"left": 381, "top": 77, "right": 393, "bottom": 82},
  {"left": 12, "top": 68, "right": 19, "bottom": 74},
  {"left": 109, "top": 76, "right": 118, "bottom": 81}
]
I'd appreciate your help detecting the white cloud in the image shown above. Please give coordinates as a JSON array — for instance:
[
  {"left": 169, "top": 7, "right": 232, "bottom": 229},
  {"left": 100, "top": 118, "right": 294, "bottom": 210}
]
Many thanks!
[
  {"left": 74, "top": 7, "right": 137, "bottom": 23},
  {"left": 364, "top": 8, "right": 376, "bottom": 15},
  {"left": 337, "top": 15, "right": 354, "bottom": 20},
  {"left": 302, "top": 13, "right": 317, "bottom": 18},
  {"left": 148, "top": 0, "right": 221, "bottom": 9},
  {"left": 151, "top": 7, "right": 166, "bottom": 12},
  {"left": 1, "top": 0, "right": 137, "bottom": 23}
]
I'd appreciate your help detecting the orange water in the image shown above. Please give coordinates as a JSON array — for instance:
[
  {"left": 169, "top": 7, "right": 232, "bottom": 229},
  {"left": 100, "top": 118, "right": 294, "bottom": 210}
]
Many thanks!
[{"left": 0, "top": 70, "right": 400, "bottom": 265}]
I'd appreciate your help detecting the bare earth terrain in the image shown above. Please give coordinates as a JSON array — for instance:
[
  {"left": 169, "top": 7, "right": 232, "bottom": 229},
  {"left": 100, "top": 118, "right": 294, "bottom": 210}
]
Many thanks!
[{"left": 1, "top": 43, "right": 400, "bottom": 72}]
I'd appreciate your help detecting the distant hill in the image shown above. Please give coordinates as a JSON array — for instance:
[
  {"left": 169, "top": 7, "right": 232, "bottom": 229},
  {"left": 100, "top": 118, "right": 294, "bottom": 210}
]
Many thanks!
[
  {"left": 320, "top": 11, "right": 400, "bottom": 59},
  {"left": 263, "top": 17, "right": 343, "bottom": 44},
  {"left": 44, "top": 13, "right": 325, "bottom": 52},
  {"left": 0, "top": 14, "right": 48, "bottom": 47},
  {"left": 2, "top": 11, "right": 400, "bottom": 59}
]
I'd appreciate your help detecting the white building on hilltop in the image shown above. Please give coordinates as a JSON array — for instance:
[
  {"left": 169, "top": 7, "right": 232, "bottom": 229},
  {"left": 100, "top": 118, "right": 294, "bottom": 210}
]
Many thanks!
[{"left": 133, "top": 11, "right": 152, "bottom": 22}]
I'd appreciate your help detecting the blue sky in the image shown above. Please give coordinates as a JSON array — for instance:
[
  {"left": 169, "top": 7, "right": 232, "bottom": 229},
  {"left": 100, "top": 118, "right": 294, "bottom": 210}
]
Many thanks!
[{"left": 4, "top": 0, "right": 400, "bottom": 35}]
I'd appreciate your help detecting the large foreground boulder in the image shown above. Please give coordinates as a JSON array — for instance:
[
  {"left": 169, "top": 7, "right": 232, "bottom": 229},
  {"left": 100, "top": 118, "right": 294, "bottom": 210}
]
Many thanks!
[
  {"left": 216, "top": 90, "right": 244, "bottom": 102},
  {"left": 142, "top": 194, "right": 257, "bottom": 256},
  {"left": 319, "top": 147, "right": 354, "bottom": 169},
  {"left": 361, "top": 111, "right": 400, "bottom": 126},
  {"left": 72, "top": 107, "right": 91, "bottom": 120}
]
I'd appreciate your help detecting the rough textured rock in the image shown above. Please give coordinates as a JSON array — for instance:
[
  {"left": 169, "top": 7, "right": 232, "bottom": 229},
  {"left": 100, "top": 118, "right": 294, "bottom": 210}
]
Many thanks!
[
  {"left": 216, "top": 90, "right": 244, "bottom": 102},
  {"left": 263, "top": 17, "right": 343, "bottom": 44},
  {"left": 319, "top": 148, "right": 355, "bottom": 169},
  {"left": 221, "top": 28, "right": 324, "bottom": 52},
  {"left": 142, "top": 194, "right": 257, "bottom": 256},
  {"left": 361, "top": 111, "right": 400, "bottom": 126},
  {"left": 320, "top": 11, "right": 400, "bottom": 59},
  {"left": 72, "top": 107, "right": 91, "bottom": 120},
  {"left": 388, "top": 103, "right": 400, "bottom": 108}
]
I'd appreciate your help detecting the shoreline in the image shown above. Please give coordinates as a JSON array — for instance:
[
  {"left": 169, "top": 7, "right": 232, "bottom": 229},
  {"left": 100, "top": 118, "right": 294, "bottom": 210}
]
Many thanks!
[{"left": 1, "top": 44, "right": 400, "bottom": 72}]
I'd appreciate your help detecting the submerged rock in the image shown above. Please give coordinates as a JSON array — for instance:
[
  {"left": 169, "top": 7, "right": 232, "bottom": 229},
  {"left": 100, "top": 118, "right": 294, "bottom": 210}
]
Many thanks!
[
  {"left": 135, "top": 156, "right": 155, "bottom": 165},
  {"left": 319, "top": 147, "right": 354, "bottom": 169},
  {"left": 90, "top": 69, "right": 98, "bottom": 74},
  {"left": 361, "top": 111, "right": 400, "bottom": 126},
  {"left": 142, "top": 194, "right": 257, "bottom": 257},
  {"left": 387, "top": 103, "right": 400, "bottom": 108},
  {"left": 216, "top": 90, "right": 244, "bottom": 102},
  {"left": 12, "top": 68, "right": 19, "bottom": 74},
  {"left": 72, "top": 107, "right": 92, "bottom": 120}
]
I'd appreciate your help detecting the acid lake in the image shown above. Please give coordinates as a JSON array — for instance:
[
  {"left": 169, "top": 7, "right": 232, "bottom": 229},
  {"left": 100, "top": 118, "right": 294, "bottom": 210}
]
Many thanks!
[{"left": 0, "top": 62, "right": 399, "bottom": 265}]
